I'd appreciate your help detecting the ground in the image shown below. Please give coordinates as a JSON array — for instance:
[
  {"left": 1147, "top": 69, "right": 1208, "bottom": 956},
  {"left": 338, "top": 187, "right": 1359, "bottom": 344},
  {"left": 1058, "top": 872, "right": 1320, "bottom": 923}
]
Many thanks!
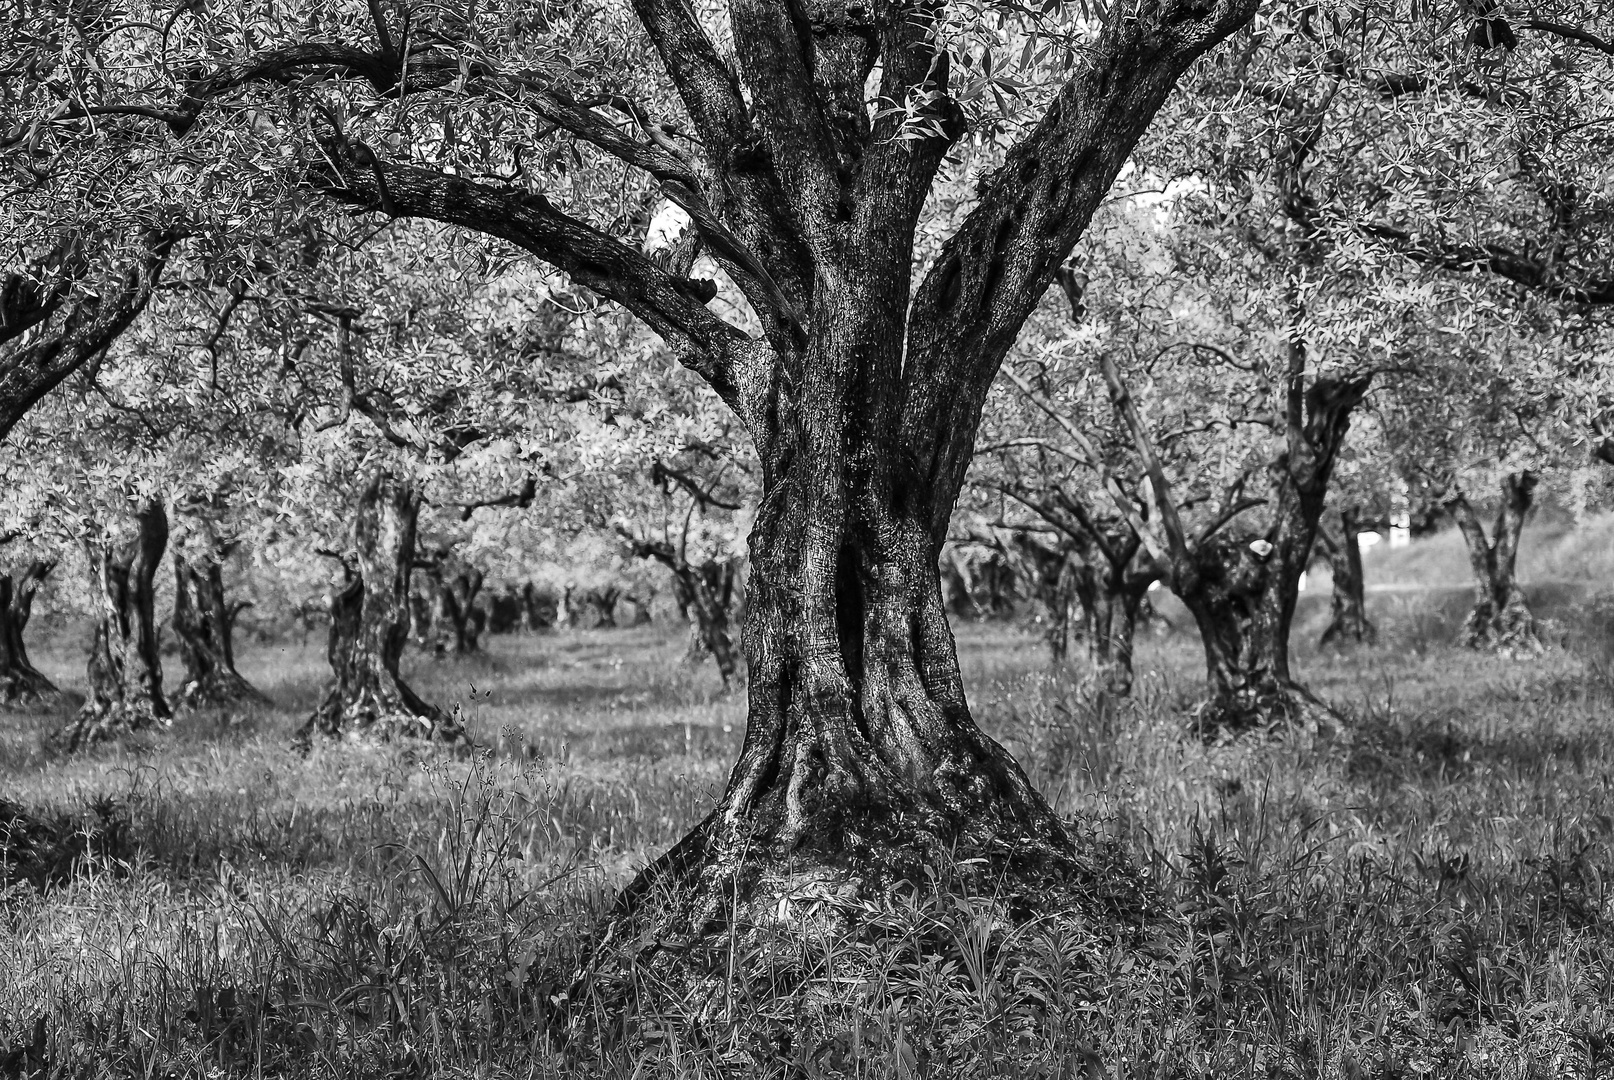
[{"left": 3, "top": 563, "right": 1614, "bottom": 1077}]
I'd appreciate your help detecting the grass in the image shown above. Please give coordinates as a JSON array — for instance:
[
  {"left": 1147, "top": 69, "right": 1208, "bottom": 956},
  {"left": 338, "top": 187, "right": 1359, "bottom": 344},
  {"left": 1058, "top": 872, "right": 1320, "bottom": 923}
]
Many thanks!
[{"left": 3, "top": 590, "right": 1614, "bottom": 1077}]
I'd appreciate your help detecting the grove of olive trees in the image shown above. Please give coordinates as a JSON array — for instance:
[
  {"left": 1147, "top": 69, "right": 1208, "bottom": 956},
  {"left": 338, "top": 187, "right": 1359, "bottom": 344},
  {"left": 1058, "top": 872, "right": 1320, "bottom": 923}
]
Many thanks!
[{"left": 5, "top": 0, "right": 1614, "bottom": 1073}]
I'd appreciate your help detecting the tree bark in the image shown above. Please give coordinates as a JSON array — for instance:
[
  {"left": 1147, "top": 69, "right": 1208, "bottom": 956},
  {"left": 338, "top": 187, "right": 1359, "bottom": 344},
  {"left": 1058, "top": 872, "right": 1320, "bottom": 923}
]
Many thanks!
[
  {"left": 1447, "top": 472, "right": 1541, "bottom": 653},
  {"left": 620, "top": 467, "right": 1091, "bottom": 937},
  {"left": 627, "top": 535, "right": 742, "bottom": 687},
  {"left": 0, "top": 560, "right": 58, "bottom": 704},
  {"left": 59, "top": 499, "right": 170, "bottom": 750},
  {"left": 1317, "top": 507, "right": 1375, "bottom": 648},
  {"left": 295, "top": 474, "right": 464, "bottom": 746},
  {"left": 172, "top": 547, "right": 268, "bottom": 709},
  {"left": 1168, "top": 375, "right": 1369, "bottom": 735}
]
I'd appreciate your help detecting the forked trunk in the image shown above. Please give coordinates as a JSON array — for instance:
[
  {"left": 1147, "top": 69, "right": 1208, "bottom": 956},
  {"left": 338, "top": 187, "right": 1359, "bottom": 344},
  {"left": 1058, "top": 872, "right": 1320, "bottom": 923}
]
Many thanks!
[
  {"left": 1317, "top": 508, "right": 1375, "bottom": 648},
  {"left": 60, "top": 499, "right": 169, "bottom": 750},
  {"left": 1448, "top": 473, "right": 1540, "bottom": 654},
  {"left": 296, "top": 475, "right": 463, "bottom": 747},
  {"left": 1011, "top": 534, "right": 1083, "bottom": 663},
  {"left": 0, "top": 561, "right": 58, "bottom": 703},
  {"left": 173, "top": 549, "right": 267, "bottom": 709}
]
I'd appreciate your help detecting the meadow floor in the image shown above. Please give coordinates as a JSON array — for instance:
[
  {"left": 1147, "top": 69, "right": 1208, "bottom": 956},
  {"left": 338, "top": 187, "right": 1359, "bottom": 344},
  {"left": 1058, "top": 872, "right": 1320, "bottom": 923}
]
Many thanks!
[{"left": 3, "top": 606, "right": 1613, "bottom": 1077}]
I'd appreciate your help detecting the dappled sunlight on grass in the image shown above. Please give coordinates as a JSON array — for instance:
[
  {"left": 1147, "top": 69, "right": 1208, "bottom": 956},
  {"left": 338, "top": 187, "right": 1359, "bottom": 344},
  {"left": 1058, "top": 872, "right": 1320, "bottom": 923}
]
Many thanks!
[{"left": 4, "top": 615, "right": 1614, "bottom": 1076}]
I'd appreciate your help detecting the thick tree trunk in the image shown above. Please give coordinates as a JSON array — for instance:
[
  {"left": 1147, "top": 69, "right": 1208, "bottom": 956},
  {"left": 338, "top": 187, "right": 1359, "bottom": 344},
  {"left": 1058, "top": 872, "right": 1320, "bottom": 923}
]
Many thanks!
[
  {"left": 1448, "top": 472, "right": 1541, "bottom": 653},
  {"left": 295, "top": 475, "right": 464, "bottom": 746},
  {"left": 173, "top": 549, "right": 267, "bottom": 709},
  {"left": 1317, "top": 508, "right": 1375, "bottom": 648},
  {"left": 0, "top": 561, "right": 58, "bottom": 703},
  {"left": 59, "top": 500, "right": 170, "bottom": 750},
  {"left": 1174, "top": 376, "right": 1367, "bottom": 736}
]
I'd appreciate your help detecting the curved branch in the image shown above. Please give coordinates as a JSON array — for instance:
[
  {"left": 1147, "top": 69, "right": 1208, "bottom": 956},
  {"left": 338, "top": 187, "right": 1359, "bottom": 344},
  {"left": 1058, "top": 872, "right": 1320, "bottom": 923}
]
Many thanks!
[
  {"left": 0, "top": 228, "right": 182, "bottom": 443},
  {"left": 314, "top": 150, "right": 767, "bottom": 420}
]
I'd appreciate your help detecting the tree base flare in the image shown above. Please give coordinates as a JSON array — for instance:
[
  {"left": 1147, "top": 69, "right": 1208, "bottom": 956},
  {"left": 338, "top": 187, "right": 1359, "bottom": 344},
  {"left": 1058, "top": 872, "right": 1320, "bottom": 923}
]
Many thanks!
[
  {"left": 0, "top": 666, "right": 60, "bottom": 708},
  {"left": 568, "top": 810, "right": 1159, "bottom": 1056},
  {"left": 1457, "top": 597, "right": 1543, "bottom": 657},
  {"left": 55, "top": 700, "right": 170, "bottom": 753},
  {"left": 173, "top": 669, "right": 271, "bottom": 713},
  {"left": 293, "top": 685, "right": 467, "bottom": 751},
  {"left": 1188, "top": 681, "right": 1337, "bottom": 742}
]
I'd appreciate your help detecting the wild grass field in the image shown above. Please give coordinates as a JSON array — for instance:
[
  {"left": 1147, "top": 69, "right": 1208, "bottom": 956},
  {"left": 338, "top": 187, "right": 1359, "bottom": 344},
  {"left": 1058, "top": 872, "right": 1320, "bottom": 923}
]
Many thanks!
[{"left": 4, "top": 558, "right": 1614, "bottom": 1078}]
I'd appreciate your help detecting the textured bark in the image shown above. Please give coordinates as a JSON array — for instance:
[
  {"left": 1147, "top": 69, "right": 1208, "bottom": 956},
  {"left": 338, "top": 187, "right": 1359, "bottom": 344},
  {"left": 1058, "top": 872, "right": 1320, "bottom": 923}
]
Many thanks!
[
  {"left": 0, "top": 561, "right": 58, "bottom": 703},
  {"left": 1447, "top": 472, "right": 1541, "bottom": 653},
  {"left": 59, "top": 500, "right": 170, "bottom": 750},
  {"left": 1169, "top": 375, "right": 1368, "bottom": 735},
  {"left": 173, "top": 548, "right": 267, "bottom": 710},
  {"left": 295, "top": 475, "right": 463, "bottom": 746},
  {"left": 1317, "top": 508, "right": 1375, "bottom": 648}
]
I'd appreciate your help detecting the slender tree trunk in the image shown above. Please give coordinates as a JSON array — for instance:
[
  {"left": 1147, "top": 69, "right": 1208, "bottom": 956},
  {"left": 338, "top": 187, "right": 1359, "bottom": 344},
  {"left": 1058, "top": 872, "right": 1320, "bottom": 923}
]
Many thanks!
[
  {"left": 1317, "top": 508, "right": 1375, "bottom": 648},
  {"left": 680, "top": 560, "right": 740, "bottom": 687},
  {"left": 173, "top": 546, "right": 267, "bottom": 709},
  {"left": 60, "top": 499, "right": 169, "bottom": 750},
  {"left": 1086, "top": 559, "right": 1152, "bottom": 697},
  {"left": 296, "top": 475, "right": 464, "bottom": 746},
  {"left": 1447, "top": 472, "right": 1541, "bottom": 653},
  {"left": 0, "top": 560, "right": 58, "bottom": 703}
]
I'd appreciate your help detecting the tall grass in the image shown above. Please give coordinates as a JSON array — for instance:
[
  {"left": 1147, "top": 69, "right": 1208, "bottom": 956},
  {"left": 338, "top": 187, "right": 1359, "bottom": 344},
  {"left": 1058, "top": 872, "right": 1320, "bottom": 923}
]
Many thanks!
[{"left": 4, "top": 607, "right": 1613, "bottom": 1077}]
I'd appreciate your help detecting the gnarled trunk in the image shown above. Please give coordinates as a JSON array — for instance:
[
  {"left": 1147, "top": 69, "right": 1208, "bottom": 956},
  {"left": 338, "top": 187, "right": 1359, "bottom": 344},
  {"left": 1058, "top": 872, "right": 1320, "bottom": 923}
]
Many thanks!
[
  {"left": 1447, "top": 472, "right": 1540, "bottom": 653},
  {"left": 621, "top": 476, "right": 1089, "bottom": 938},
  {"left": 0, "top": 560, "right": 58, "bottom": 704},
  {"left": 296, "top": 475, "right": 463, "bottom": 746},
  {"left": 173, "top": 548, "right": 267, "bottom": 709},
  {"left": 1173, "top": 376, "right": 1367, "bottom": 736},
  {"left": 1317, "top": 507, "right": 1375, "bottom": 648},
  {"left": 60, "top": 499, "right": 169, "bottom": 750},
  {"left": 1176, "top": 534, "right": 1314, "bottom": 734}
]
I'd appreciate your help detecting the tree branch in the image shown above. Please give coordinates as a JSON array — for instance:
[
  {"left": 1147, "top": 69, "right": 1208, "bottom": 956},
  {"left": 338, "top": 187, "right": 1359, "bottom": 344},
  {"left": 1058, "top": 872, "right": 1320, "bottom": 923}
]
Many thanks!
[
  {"left": 1359, "top": 222, "right": 1614, "bottom": 305},
  {"left": 901, "top": 0, "right": 1261, "bottom": 539},
  {"left": 0, "top": 227, "right": 182, "bottom": 443},
  {"left": 313, "top": 149, "right": 767, "bottom": 420}
]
